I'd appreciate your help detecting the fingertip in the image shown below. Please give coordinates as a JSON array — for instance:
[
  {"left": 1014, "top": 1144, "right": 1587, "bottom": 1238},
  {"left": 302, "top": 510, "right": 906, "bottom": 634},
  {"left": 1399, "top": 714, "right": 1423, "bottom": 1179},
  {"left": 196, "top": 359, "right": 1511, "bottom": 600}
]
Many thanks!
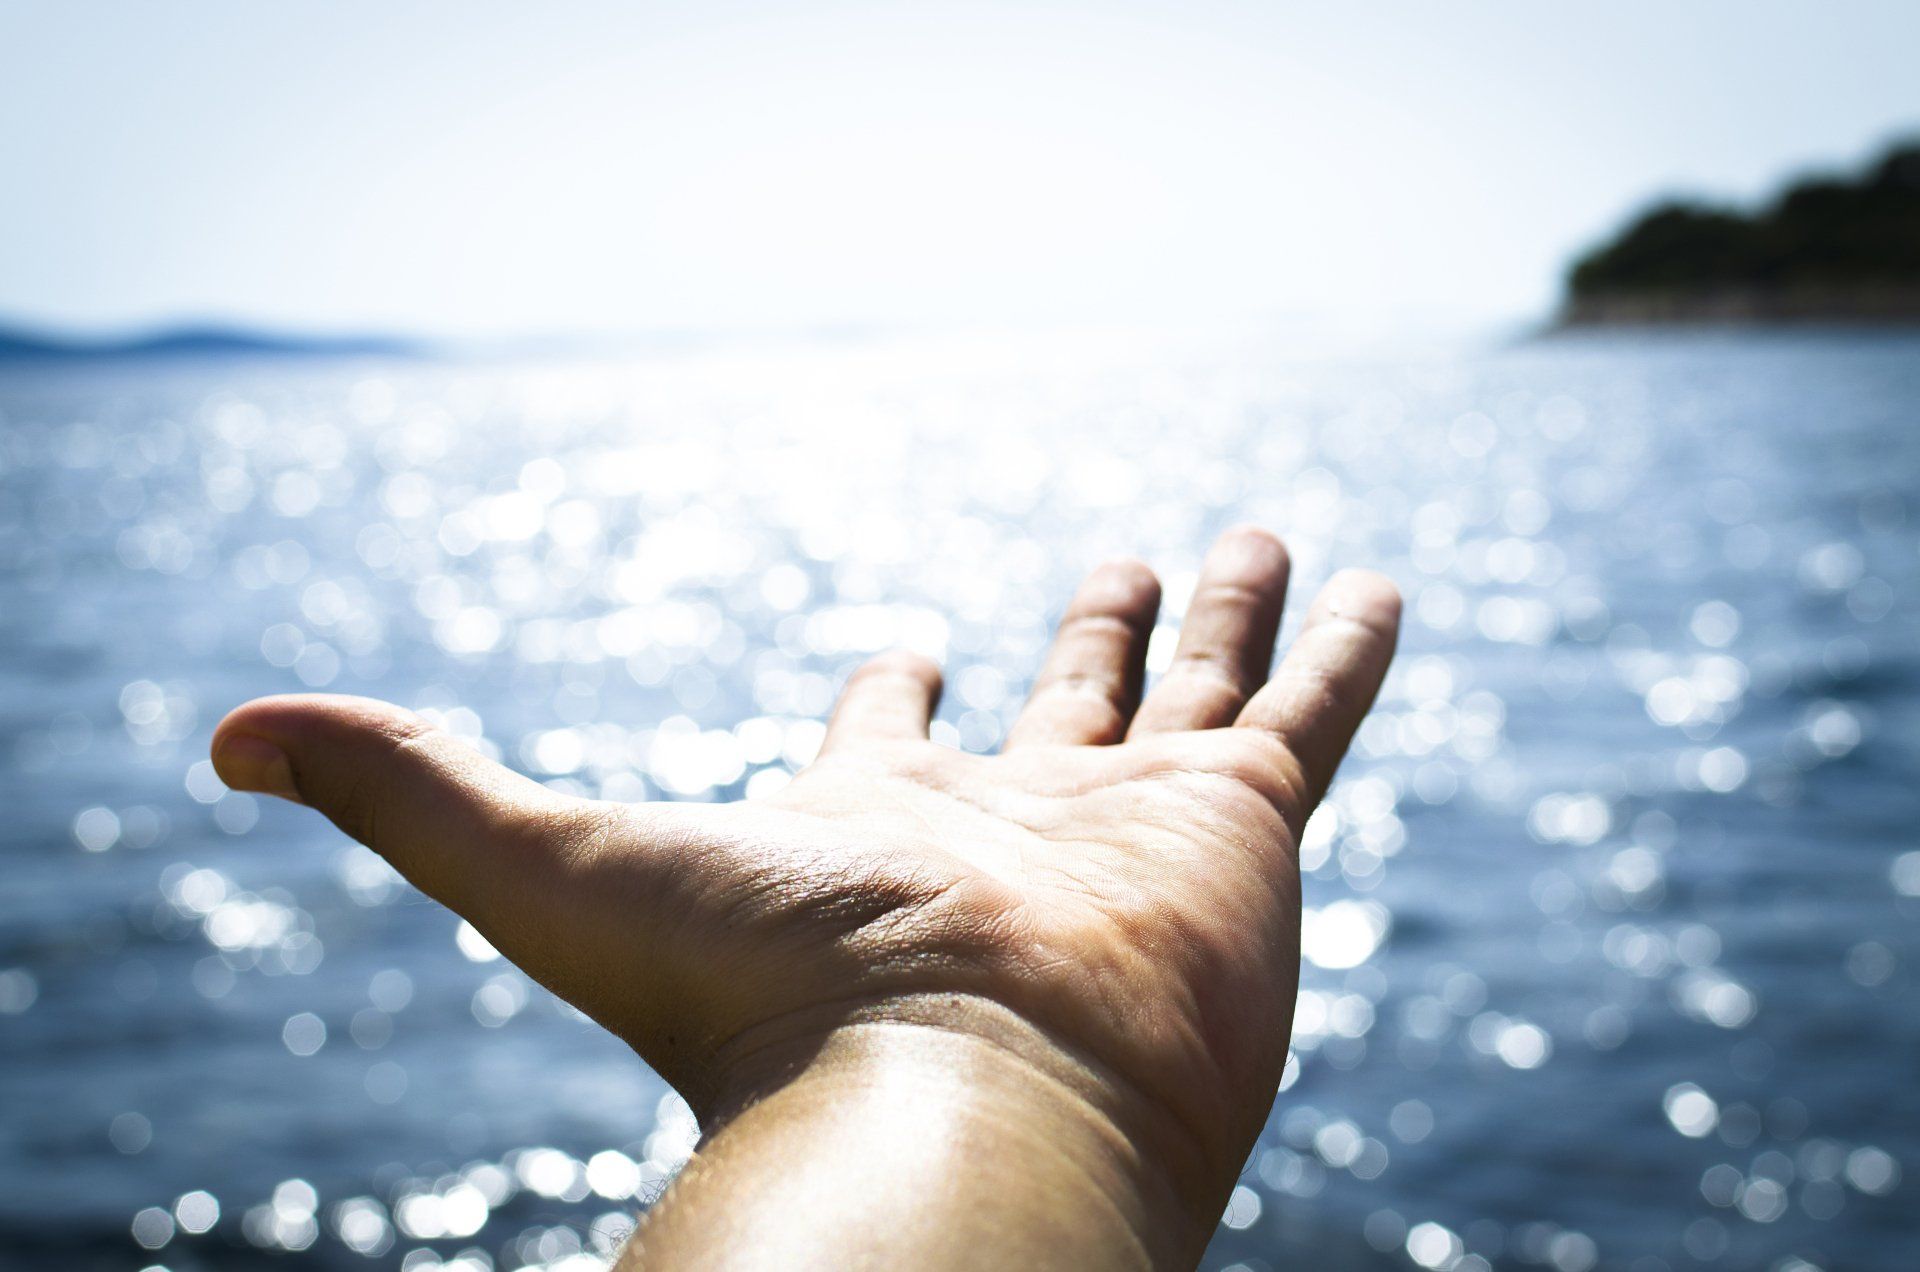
[
  {"left": 824, "top": 648, "right": 946, "bottom": 751},
  {"left": 211, "top": 732, "right": 302, "bottom": 804},
  {"left": 1203, "top": 525, "right": 1291, "bottom": 585},
  {"left": 1318, "top": 569, "right": 1403, "bottom": 630},
  {"left": 215, "top": 693, "right": 424, "bottom": 745},
  {"left": 1216, "top": 523, "right": 1288, "bottom": 556},
  {"left": 1083, "top": 557, "right": 1162, "bottom": 616},
  {"left": 211, "top": 695, "right": 430, "bottom": 803}
]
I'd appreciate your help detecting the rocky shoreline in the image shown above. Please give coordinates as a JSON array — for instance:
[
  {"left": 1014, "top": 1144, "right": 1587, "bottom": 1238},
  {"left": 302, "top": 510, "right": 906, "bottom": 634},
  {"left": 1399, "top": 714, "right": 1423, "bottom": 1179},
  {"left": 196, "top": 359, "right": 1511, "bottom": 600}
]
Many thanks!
[{"left": 1559, "top": 284, "right": 1920, "bottom": 328}]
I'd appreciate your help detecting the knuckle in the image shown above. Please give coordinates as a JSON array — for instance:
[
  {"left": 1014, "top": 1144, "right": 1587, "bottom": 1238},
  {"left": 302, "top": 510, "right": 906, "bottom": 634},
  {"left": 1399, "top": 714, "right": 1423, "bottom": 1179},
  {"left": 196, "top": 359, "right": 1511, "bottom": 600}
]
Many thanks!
[
  {"left": 326, "top": 771, "right": 385, "bottom": 853},
  {"left": 536, "top": 799, "right": 628, "bottom": 875},
  {"left": 1191, "top": 578, "right": 1272, "bottom": 609},
  {"left": 1276, "top": 661, "right": 1355, "bottom": 710},
  {"left": 1325, "top": 609, "right": 1399, "bottom": 642},
  {"left": 1167, "top": 646, "right": 1252, "bottom": 691},
  {"left": 1057, "top": 611, "right": 1141, "bottom": 643},
  {"left": 1032, "top": 668, "right": 1128, "bottom": 710},
  {"left": 1234, "top": 732, "right": 1315, "bottom": 815}
]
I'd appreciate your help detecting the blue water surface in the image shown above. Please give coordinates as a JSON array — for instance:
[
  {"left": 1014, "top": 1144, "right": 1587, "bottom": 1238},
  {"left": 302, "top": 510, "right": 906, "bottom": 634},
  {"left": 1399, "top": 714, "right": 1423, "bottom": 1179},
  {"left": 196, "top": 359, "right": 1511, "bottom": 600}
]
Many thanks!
[{"left": 0, "top": 329, "right": 1915, "bottom": 1271}]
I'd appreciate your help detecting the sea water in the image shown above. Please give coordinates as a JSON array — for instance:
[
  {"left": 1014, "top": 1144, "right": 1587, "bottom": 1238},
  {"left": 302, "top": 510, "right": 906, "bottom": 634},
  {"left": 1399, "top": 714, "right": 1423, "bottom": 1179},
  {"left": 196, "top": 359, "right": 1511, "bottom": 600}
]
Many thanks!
[{"left": 1, "top": 328, "right": 1914, "bottom": 1270}]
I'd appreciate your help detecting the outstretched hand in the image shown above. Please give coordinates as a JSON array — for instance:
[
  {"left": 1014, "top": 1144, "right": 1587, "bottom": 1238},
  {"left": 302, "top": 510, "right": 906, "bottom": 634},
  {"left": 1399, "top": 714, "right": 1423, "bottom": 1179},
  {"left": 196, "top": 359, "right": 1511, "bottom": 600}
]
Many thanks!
[{"left": 212, "top": 527, "right": 1399, "bottom": 1269}]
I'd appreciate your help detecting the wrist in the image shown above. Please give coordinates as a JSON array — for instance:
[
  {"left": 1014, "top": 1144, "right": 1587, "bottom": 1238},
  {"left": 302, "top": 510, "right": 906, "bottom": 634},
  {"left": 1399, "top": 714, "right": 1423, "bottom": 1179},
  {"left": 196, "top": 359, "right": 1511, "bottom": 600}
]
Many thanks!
[{"left": 681, "top": 993, "right": 1230, "bottom": 1268}]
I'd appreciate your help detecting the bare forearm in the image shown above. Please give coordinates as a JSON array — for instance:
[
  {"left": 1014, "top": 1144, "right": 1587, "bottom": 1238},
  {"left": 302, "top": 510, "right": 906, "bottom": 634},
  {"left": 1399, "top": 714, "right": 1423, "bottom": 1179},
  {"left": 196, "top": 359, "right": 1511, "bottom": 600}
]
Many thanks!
[{"left": 623, "top": 998, "right": 1221, "bottom": 1270}]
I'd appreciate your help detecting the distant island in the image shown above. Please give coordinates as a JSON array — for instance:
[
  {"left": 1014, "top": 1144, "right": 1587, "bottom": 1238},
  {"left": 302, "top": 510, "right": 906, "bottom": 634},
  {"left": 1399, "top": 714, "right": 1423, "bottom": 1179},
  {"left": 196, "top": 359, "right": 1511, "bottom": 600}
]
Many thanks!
[
  {"left": 1561, "top": 139, "right": 1920, "bottom": 326},
  {"left": 0, "top": 324, "right": 420, "bottom": 362}
]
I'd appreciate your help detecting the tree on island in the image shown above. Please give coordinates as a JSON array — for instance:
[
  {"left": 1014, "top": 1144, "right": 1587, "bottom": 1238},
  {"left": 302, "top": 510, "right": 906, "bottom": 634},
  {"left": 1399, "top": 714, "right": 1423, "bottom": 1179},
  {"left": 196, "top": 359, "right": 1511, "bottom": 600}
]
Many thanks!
[{"left": 1564, "top": 140, "right": 1920, "bottom": 323}]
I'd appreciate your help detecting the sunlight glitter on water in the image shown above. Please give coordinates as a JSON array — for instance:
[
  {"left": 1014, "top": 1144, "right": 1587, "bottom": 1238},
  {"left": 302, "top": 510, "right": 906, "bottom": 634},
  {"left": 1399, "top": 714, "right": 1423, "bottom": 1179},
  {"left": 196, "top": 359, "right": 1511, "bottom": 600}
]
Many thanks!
[{"left": 1, "top": 328, "right": 1915, "bottom": 1270}]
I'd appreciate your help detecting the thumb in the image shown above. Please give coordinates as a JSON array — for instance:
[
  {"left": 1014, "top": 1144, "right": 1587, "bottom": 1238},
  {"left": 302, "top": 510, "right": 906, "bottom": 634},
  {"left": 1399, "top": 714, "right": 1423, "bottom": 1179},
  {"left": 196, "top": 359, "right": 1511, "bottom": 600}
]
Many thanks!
[{"left": 211, "top": 693, "right": 579, "bottom": 918}]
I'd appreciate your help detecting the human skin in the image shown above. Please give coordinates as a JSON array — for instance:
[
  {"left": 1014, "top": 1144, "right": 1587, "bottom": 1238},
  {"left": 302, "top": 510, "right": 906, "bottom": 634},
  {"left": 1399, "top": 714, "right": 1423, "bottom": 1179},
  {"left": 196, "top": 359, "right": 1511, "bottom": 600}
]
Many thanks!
[{"left": 211, "top": 526, "right": 1400, "bottom": 1270}]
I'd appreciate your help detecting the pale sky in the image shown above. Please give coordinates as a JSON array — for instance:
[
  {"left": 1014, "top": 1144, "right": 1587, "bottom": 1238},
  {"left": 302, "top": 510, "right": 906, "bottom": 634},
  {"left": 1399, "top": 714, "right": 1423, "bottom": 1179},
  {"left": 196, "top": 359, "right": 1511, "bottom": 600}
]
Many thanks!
[{"left": 3, "top": 1, "right": 1916, "bottom": 339}]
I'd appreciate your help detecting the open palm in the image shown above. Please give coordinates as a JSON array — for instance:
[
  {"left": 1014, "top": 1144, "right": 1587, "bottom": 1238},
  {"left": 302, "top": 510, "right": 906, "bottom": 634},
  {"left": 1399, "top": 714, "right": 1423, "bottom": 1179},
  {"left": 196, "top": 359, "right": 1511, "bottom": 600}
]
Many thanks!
[{"left": 212, "top": 526, "right": 1399, "bottom": 1252}]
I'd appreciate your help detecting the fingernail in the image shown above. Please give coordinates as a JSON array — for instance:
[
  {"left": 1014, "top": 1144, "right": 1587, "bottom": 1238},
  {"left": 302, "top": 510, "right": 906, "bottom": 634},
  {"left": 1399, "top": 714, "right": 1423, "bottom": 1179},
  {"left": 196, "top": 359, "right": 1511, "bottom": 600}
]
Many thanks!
[{"left": 213, "top": 735, "right": 303, "bottom": 804}]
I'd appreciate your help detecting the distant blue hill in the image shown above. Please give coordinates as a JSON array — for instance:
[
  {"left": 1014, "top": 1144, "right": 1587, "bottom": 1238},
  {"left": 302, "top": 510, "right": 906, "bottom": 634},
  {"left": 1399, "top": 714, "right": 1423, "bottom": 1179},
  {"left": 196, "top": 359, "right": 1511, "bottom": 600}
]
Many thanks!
[{"left": 0, "top": 324, "right": 423, "bottom": 362}]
